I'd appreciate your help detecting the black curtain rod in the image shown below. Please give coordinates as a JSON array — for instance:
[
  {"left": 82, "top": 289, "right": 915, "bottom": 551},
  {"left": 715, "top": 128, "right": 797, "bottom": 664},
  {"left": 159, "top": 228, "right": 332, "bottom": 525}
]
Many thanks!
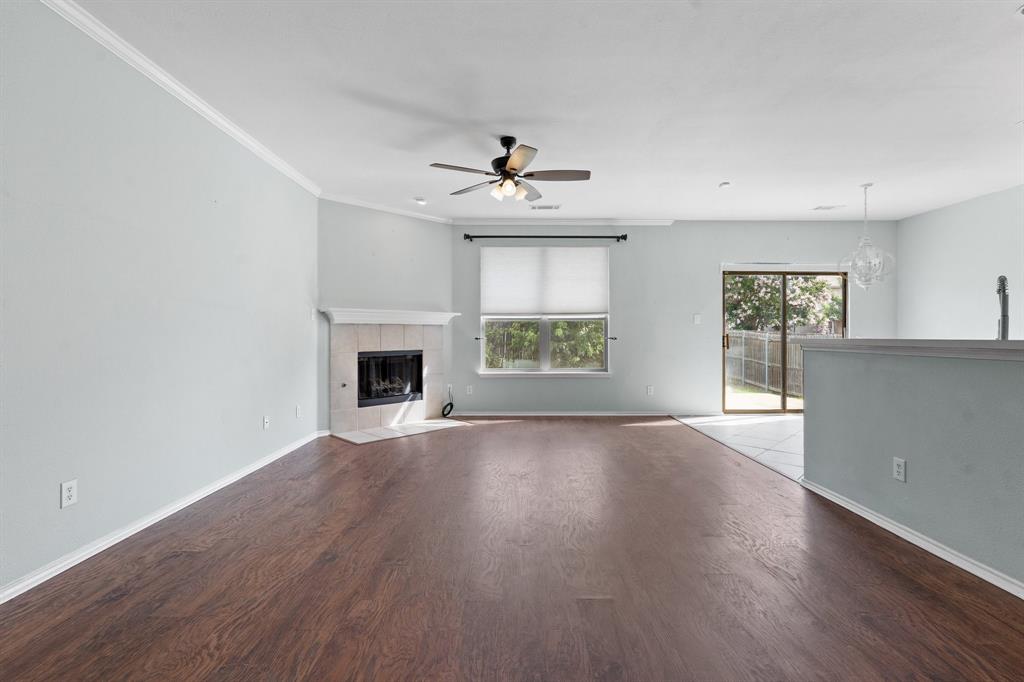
[{"left": 463, "top": 233, "right": 627, "bottom": 242}]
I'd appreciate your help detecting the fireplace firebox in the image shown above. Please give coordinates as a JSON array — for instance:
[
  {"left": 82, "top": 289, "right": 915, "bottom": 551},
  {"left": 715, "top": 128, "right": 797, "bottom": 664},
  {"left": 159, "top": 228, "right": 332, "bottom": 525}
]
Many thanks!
[{"left": 357, "top": 350, "right": 423, "bottom": 407}]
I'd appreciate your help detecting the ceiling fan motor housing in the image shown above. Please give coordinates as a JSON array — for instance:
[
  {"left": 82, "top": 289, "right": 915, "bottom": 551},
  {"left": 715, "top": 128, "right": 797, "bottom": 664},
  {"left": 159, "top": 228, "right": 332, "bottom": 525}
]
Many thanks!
[
  {"left": 491, "top": 135, "right": 517, "bottom": 172},
  {"left": 491, "top": 155, "right": 511, "bottom": 174}
]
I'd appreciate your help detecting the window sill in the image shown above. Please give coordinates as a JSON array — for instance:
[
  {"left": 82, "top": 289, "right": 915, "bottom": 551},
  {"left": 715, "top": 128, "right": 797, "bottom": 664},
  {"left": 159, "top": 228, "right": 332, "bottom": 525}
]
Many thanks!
[{"left": 478, "top": 371, "right": 612, "bottom": 378}]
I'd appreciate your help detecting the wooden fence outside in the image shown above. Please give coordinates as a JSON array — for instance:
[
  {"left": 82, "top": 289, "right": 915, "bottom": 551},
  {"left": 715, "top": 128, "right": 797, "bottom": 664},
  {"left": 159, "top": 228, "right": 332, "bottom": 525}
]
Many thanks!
[{"left": 725, "top": 330, "right": 842, "bottom": 398}]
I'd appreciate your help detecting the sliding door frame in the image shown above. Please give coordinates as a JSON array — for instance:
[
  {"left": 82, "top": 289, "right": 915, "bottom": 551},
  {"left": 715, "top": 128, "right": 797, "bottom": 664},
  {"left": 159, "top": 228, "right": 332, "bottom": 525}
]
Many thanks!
[{"left": 721, "top": 270, "right": 848, "bottom": 414}]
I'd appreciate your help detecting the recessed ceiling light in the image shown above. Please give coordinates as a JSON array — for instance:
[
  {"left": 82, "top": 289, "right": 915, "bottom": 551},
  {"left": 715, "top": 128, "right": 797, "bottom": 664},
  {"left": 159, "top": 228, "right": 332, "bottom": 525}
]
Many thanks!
[
  {"left": 413, "top": 196, "right": 427, "bottom": 205},
  {"left": 718, "top": 181, "right": 732, "bottom": 189},
  {"left": 812, "top": 205, "right": 847, "bottom": 211}
]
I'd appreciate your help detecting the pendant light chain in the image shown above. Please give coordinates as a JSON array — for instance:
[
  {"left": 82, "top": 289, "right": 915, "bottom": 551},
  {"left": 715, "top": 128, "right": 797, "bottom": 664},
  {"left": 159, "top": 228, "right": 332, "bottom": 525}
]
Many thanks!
[{"left": 861, "top": 182, "right": 873, "bottom": 236}]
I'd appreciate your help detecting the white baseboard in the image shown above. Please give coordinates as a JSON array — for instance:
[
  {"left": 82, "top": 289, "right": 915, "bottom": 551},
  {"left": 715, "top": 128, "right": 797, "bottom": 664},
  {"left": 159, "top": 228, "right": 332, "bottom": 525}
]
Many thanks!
[
  {"left": 453, "top": 411, "right": 670, "bottom": 417},
  {"left": 0, "top": 430, "right": 330, "bottom": 605},
  {"left": 801, "top": 479, "right": 1024, "bottom": 600}
]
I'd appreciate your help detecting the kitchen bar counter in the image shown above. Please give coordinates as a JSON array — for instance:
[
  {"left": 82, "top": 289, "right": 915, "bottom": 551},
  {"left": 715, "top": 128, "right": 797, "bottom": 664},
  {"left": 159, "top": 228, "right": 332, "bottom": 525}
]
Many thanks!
[{"left": 801, "top": 339, "right": 1024, "bottom": 598}]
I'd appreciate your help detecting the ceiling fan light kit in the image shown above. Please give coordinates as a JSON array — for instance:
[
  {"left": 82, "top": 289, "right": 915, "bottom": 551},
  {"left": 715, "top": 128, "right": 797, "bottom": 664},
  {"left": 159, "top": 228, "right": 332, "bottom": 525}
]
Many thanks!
[{"left": 431, "top": 136, "right": 592, "bottom": 204}]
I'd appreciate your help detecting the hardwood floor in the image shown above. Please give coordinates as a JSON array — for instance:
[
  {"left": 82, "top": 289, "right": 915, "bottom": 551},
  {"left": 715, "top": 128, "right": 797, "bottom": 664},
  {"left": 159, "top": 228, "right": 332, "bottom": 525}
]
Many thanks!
[{"left": 3, "top": 417, "right": 1023, "bottom": 680}]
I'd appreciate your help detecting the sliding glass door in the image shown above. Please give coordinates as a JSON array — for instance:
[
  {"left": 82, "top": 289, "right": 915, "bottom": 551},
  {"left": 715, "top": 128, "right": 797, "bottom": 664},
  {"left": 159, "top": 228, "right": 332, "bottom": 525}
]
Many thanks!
[
  {"left": 722, "top": 274, "right": 784, "bottom": 411},
  {"left": 722, "top": 272, "right": 847, "bottom": 413}
]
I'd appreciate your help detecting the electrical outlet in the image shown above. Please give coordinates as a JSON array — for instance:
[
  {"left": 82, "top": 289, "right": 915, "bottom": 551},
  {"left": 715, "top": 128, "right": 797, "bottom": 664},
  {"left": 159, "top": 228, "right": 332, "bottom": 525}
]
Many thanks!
[
  {"left": 893, "top": 457, "right": 906, "bottom": 482},
  {"left": 295, "top": 404, "right": 302, "bottom": 419},
  {"left": 263, "top": 415, "right": 271, "bottom": 430},
  {"left": 466, "top": 385, "right": 474, "bottom": 396},
  {"left": 60, "top": 479, "right": 78, "bottom": 509},
  {"left": 693, "top": 313, "right": 702, "bottom": 325},
  {"left": 646, "top": 385, "right": 654, "bottom": 396}
]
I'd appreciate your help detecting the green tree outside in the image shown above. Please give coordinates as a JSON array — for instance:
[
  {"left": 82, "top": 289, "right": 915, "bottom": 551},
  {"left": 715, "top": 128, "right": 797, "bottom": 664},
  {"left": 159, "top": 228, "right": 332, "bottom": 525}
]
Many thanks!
[
  {"left": 725, "top": 275, "right": 842, "bottom": 333},
  {"left": 485, "top": 319, "right": 606, "bottom": 369}
]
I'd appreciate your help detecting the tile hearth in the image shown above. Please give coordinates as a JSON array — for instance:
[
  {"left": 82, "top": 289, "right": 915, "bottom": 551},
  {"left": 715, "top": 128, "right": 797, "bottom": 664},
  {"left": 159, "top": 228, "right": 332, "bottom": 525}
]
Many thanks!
[{"left": 334, "top": 418, "right": 467, "bottom": 445}]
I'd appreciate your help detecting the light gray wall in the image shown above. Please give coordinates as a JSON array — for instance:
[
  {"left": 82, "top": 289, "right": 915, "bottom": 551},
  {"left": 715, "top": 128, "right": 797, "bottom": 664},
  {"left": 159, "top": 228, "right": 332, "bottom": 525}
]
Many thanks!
[
  {"left": 0, "top": 2, "right": 319, "bottom": 590},
  {"left": 316, "top": 199, "right": 454, "bottom": 428},
  {"left": 449, "top": 221, "right": 898, "bottom": 415},
  {"left": 317, "top": 200, "right": 454, "bottom": 312},
  {"left": 803, "top": 351, "right": 1024, "bottom": 585},
  {"left": 896, "top": 185, "right": 1023, "bottom": 339}
]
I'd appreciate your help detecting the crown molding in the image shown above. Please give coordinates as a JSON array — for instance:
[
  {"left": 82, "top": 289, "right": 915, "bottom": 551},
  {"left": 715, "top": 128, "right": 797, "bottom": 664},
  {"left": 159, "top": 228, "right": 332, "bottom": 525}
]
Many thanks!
[
  {"left": 318, "top": 193, "right": 453, "bottom": 225},
  {"left": 39, "top": 0, "right": 322, "bottom": 197},
  {"left": 452, "top": 218, "right": 675, "bottom": 227}
]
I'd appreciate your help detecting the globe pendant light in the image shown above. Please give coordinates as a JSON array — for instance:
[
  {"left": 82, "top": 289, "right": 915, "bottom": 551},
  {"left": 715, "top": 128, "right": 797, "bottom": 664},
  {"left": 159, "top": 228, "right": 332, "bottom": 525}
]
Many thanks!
[{"left": 842, "top": 183, "right": 894, "bottom": 289}]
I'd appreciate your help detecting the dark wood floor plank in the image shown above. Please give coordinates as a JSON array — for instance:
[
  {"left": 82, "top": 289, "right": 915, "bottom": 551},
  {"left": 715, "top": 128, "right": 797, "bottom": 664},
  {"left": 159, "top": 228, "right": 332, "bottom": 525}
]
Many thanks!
[{"left": 3, "top": 417, "right": 1023, "bottom": 681}]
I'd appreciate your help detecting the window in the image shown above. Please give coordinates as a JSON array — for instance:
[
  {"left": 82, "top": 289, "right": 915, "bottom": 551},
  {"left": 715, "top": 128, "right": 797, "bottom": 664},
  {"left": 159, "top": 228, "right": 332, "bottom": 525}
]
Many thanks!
[
  {"left": 550, "top": 318, "right": 607, "bottom": 369},
  {"left": 480, "top": 247, "right": 609, "bottom": 374},
  {"left": 483, "top": 318, "right": 540, "bottom": 369}
]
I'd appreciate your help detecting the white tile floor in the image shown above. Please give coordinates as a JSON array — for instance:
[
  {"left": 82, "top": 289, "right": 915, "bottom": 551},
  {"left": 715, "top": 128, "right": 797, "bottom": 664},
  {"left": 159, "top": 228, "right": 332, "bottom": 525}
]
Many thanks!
[
  {"left": 334, "top": 418, "right": 467, "bottom": 445},
  {"left": 674, "top": 414, "right": 804, "bottom": 481}
]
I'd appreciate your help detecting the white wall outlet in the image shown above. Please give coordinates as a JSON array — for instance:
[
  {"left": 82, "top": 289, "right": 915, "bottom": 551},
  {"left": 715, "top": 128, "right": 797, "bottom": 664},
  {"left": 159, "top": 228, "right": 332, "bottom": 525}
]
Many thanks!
[
  {"left": 693, "top": 313, "right": 702, "bottom": 325},
  {"left": 646, "top": 385, "right": 655, "bottom": 396},
  {"left": 295, "top": 404, "right": 302, "bottom": 419},
  {"left": 263, "top": 415, "right": 271, "bottom": 430},
  {"left": 60, "top": 479, "right": 78, "bottom": 509},
  {"left": 466, "top": 385, "right": 474, "bottom": 395},
  {"left": 893, "top": 457, "right": 907, "bottom": 482}
]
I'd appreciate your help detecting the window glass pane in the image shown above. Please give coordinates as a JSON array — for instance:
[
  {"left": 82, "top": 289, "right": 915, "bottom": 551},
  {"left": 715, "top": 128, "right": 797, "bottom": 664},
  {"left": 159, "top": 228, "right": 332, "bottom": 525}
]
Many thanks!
[
  {"left": 550, "top": 319, "right": 606, "bottom": 369},
  {"left": 723, "top": 274, "right": 784, "bottom": 411},
  {"left": 784, "top": 274, "right": 845, "bottom": 410},
  {"left": 484, "top": 319, "right": 540, "bottom": 369}
]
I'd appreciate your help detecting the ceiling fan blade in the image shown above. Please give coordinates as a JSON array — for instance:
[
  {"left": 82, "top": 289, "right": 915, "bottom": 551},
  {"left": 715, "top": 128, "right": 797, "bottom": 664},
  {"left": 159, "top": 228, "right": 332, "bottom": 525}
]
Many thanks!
[
  {"left": 430, "top": 163, "right": 498, "bottom": 176},
  {"left": 505, "top": 144, "right": 538, "bottom": 173},
  {"left": 450, "top": 179, "right": 498, "bottom": 196},
  {"left": 518, "top": 180, "right": 542, "bottom": 202},
  {"left": 521, "top": 170, "right": 591, "bottom": 182}
]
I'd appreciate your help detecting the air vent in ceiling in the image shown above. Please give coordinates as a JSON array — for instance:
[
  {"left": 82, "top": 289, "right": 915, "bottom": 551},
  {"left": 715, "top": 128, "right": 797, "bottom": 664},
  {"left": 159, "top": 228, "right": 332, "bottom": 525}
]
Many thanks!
[
  {"left": 812, "top": 204, "right": 846, "bottom": 211},
  {"left": 529, "top": 204, "right": 561, "bottom": 211}
]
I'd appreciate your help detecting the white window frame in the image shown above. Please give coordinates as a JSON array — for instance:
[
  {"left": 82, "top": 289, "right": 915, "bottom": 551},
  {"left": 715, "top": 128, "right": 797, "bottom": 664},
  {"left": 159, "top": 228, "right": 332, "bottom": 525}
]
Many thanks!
[{"left": 479, "top": 314, "right": 611, "bottom": 377}]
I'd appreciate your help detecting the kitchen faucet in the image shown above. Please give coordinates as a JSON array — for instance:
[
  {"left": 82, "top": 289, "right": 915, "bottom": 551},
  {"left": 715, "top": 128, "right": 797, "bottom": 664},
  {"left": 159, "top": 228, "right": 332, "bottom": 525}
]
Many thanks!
[{"left": 996, "top": 276, "right": 1009, "bottom": 340}]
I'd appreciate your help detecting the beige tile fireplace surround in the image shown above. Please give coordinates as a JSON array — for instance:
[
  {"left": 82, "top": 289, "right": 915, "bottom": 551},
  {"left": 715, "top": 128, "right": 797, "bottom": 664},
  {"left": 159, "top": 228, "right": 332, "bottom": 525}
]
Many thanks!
[{"left": 329, "top": 323, "right": 446, "bottom": 434}]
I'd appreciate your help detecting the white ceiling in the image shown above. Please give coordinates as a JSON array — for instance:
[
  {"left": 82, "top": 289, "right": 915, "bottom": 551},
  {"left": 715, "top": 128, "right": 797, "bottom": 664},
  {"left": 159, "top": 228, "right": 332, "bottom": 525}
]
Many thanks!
[{"left": 78, "top": 0, "right": 1023, "bottom": 222}]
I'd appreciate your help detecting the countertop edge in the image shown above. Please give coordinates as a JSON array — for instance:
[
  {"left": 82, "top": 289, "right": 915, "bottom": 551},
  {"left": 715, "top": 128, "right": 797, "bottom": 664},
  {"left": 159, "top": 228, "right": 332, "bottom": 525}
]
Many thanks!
[{"left": 800, "top": 339, "right": 1024, "bottom": 362}]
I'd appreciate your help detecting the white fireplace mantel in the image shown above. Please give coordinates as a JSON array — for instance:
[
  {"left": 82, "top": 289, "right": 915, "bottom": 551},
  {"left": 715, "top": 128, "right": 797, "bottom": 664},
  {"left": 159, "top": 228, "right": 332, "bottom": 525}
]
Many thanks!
[{"left": 320, "top": 307, "right": 461, "bottom": 326}]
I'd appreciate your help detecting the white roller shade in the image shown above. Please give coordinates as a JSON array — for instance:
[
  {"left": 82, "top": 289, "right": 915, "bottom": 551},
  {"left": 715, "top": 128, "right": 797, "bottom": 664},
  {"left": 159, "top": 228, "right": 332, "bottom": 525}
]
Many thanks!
[{"left": 480, "top": 246, "right": 609, "bottom": 315}]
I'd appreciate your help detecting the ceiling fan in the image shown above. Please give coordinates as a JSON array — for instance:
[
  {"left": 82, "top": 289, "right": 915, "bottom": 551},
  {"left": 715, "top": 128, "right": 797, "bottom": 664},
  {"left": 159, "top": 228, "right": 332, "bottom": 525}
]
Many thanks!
[{"left": 430, "top": 136, "right": 591, "bottom": 202}]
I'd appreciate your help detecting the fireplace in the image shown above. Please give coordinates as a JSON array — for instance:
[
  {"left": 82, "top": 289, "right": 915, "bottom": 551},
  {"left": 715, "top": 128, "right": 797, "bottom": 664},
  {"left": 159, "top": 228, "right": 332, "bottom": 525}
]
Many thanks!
[{"left": 357, "top": 350, "right": 423, "bottom": 407}]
